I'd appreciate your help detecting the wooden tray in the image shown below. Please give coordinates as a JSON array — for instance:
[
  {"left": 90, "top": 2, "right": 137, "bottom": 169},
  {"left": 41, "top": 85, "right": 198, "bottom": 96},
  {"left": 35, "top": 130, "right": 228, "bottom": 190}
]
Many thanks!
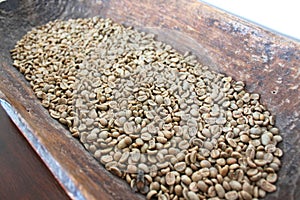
[{"left": 0, "top": 0, "right": 299, "bottom": 199}]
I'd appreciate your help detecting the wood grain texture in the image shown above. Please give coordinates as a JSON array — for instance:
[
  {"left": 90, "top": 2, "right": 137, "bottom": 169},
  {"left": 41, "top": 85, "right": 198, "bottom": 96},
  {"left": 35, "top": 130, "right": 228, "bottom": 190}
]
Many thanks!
[
  {"left": 0, "top": 0, "right": 299, "bottom": 199},
  {"left": 0, "top": 105, "right": 70, "bottom": 200}
]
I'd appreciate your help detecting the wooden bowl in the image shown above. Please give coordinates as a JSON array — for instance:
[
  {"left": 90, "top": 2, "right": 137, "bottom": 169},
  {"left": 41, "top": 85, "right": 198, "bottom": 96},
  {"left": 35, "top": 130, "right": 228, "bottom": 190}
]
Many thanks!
[{"left": 0, "top": 0, "right": 299, "bottom": 199}]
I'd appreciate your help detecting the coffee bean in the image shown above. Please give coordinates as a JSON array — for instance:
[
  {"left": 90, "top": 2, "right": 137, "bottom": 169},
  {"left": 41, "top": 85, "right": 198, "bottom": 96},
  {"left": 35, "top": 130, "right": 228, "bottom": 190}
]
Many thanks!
[
  {"left": 215, "top": 184, "right": 225, "bottom": 198},
  {"left": 181, "top": 175, "right": 192, "bottom": 185},
  {"left": 241, "top": 190, "right": 252, "bottom": 200},
  {"left": 229, "top": 180, "right": 242, "bottom": 191},
  {"left": 187, "top": 191, "right": 200, "bottom": 200},
  {"left": 166, "top": 172, "right": 176, "bottom": 185},
  {"left": 174, "top": 185, "right": 183, "bottom": 196},
  {"left": 225, "top": 191, "right": 238, "bottom": 200},
  {"left": 146, "top": 190, "right": 157, "bottom": 200},
  {"left": 259, "top": 179, "right": 276, "bottom": 192}
]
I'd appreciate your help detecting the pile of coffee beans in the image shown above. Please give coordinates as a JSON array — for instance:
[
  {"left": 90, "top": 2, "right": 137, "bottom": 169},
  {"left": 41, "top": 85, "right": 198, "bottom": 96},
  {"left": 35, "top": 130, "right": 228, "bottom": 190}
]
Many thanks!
[{"left": 11, "top": 17, "right": 283, "bottom": 200}]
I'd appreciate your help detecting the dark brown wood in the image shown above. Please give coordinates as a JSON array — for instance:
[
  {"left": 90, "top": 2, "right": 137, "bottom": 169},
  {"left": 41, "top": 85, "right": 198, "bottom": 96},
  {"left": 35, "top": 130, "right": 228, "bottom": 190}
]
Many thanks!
[
  {"left": 0, "top": 105, "right": 70, "bottom": 200},
  {"left": 0, "top": 0, "right": 299, "bottom": 199}
]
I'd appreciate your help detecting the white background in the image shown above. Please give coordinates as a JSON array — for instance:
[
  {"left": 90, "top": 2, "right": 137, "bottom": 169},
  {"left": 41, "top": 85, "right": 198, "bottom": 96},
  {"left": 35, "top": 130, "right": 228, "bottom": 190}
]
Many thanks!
[{"left": 201, "top": 0, "right": 300, "bottom": 41}]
